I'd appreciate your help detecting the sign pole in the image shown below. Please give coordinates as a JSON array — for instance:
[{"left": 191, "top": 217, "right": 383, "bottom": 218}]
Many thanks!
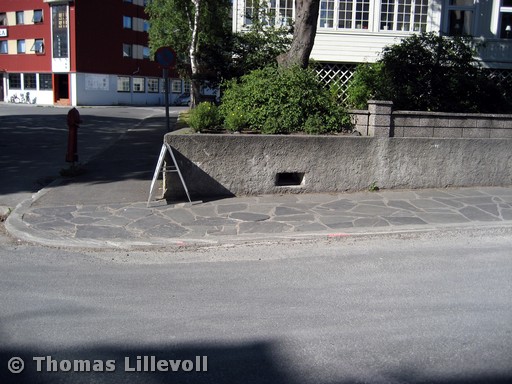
[
  {"left": 163, "top": 68, "right": 170, "bottom": 132},
  {"left": 155, "top": 46, "right": 177, "bottom": 133}
]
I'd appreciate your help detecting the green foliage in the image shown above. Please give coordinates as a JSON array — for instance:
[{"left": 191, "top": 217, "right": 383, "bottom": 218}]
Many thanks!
[
  {"left": 346, "top": 62, "right": 386, "bottom": 110},
  {"left": 346, "top": 32, "right": 510, "bottom": 113},
  {"left": 223, "top": 106, "right": 249, "bottom": 132},
  {"left": 146, "top": 0, "right": 232, "bottom": 83},
  {"left": 220, "top": 65, "right": 352, "bottom": 134},
  {"left": 187, "top": 102, "right": 222, "bottom": 132},
  {"left": 230, "top": 1, "right": 292, "bottom": 78},
  {"left": 368, "top": 181, "right": 380, "bottom": 192}
]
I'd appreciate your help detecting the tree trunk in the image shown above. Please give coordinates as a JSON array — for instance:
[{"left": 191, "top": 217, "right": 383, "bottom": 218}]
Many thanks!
[
  {"left": 189, "top": 0, "right": 201, "bottom": 107},
  {"left": 277, "top": 0, "right": 320, "bottom": 68}
]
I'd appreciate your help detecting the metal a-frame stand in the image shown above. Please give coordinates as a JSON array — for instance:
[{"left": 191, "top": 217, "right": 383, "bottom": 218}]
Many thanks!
[{"left": 147, "top": 143, "right": 192, "bottom": 207}]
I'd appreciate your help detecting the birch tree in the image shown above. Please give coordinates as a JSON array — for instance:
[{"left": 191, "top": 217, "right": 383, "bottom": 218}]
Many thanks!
[{"left": 146, "top": 0, "right": 230, "bottom": 107}]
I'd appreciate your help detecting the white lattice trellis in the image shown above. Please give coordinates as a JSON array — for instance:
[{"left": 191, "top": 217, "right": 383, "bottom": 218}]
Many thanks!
[
  {"left": 316, "top": 64, "right": 512, "bottom": 105},
  {"left": 315, "top": 63, "right": 357, "bottom": 103}
]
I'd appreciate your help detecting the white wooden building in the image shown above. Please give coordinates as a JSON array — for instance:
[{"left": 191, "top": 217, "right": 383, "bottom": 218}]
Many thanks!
[{"left": 232, "top": 1, "right": 512, "bottom": 89}]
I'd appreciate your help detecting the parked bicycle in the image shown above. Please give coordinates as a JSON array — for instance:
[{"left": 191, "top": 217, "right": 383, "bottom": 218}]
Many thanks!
[{"left": 9, "top": 92, "right": 34, "bottom": 104}]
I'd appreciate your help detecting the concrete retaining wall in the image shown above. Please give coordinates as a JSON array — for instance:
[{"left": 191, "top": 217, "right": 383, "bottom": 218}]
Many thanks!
[{"left": 164, "top": 134, "right": 512, "bottom": 200}]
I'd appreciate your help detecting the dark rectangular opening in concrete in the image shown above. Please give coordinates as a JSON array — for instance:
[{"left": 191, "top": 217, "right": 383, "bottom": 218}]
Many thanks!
[{"left": 275, "top": 172, "right": 305, "bottom": 186}]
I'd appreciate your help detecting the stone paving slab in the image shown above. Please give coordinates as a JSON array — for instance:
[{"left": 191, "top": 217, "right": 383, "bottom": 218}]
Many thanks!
[{"left": 5, "top": 185, "right": 512, "bottom": 249}]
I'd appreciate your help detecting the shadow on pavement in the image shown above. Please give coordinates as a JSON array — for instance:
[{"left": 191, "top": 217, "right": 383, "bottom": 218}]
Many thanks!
[
  {"left": 1, "top": 343, "right": 511, "bottom": 384},
  {"left": 0, "top": 114, "right": 145, "bottom": 197}
]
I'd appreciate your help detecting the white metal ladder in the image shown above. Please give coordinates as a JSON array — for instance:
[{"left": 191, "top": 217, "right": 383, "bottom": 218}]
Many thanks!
[{"left": 147, "top": 143, "right": 192, "bottom": 207}]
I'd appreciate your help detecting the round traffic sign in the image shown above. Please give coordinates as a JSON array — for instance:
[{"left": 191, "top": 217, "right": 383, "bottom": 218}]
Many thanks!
[{"left": 155, "top": 47, "right": 177, "bottom": 68}]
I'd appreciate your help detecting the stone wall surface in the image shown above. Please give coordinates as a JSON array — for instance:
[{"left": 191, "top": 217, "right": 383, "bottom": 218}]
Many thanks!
[
  {"left": 359, "top": 101, "right": 512, "bottom": 138},
  {"left": 164, "top": 134, "right": 512, "bottom": 199}
]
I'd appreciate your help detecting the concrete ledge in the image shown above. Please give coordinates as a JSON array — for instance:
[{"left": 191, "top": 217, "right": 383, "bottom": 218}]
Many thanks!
[{"left": 164, "top": 134, "right": 512, "bottom": 199}]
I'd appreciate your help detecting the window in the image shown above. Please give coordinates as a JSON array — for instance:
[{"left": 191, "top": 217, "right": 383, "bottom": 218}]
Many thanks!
[
  {"left": 171, "top": 80, "right": 182, "bottom": 93},
  {"left": 123, "top": 43, "right": 132, "bottom": 58},
  {"left": 40, "top": 74, "right": 53, "bottom": 90},
  {"left": 268, "top": 0, "right": 294, "bottom": 26},
  {"left": 33, "top": 9, "right": 43, "bottom": 23},
  {"left": 24, "top": 74, "right": 37, "bottom": 89},
  {"left": 143, "top": 20, "right": 150, "bottom": 32},
  {"left": 0, "top": 40, "right": 7, "bottom": 54},
  {"left": 446, "top": 0, "right": 474, "bottom": 36},
  {"left": 380, "top": 0, "right": 428, "bottom": 32},
  {"left": 9, "top": 74, "right": 21, "bottom": 89},
  {"left": 245, "top": 0, "right": 293, "bottom": 26},
  {"left": 148, "top": 78, "right": 159, "bottom": 93},
  {"left": 31, "top": 39, "right": 44, "bottom": 54},
  {"left": 0, "top": 13, "right": 6, "bottom": 26},
  {"left": 183, "top": 80, "right": 191, "bottom": 94},
  {"left": 133, "top": 77, "right": 145, "bottom": 92},
  {"left": 123, "top": 16, "right": 132, "bottom": 29},
  {"left": 143, "top": 46, "right": 150, "bottom": 60},
  {"left": 52, "top": 5, "right": 68, "bottom": 58},
  {"left": 500, "top": 0, "right": 512, "bottom": 38},
  {"left": 319, "top": 0, "right": 370, "bottom": 30},
  {"left": 117, "top": 76, "right": 130, "bottom": 92},
  {"left": 16, "top": 11, "right": 24, "bottom": 25},
  {"left": 320, "top": 0, "right": 335, "bottom": 27},
  {"left": 17, "top": 40, "right": 26, "bottom": 54}
]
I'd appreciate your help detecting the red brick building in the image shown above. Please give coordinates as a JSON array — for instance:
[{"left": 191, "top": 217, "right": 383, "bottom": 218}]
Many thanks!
[{"left": 0, "top": 0, "right": 185, "bottom": 106}]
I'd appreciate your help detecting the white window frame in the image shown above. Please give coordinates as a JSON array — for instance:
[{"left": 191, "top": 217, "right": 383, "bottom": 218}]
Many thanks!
[
  {"left": 171, "top": 80, "right": 182, "bottom": 94},
  {"left": 117, "top": 76, "right": 130, "bottom": 92},
  {"left": 244, "top": 0, "right": 295, "bottom": 27},
  {"left": 132, "top": 77, "right": 145, "bottom": 93},
  {"left": 379, "top": 0, "right": 429, "bottom": 32},
  {"left": 183, "top": 80, "right": 191, "bottom": 94},
  {"left": 148, "top": 78, "right": 159, "bottom": 93},
  {"left": 319, "top": 0, "right": 371, "bottom": 30}
]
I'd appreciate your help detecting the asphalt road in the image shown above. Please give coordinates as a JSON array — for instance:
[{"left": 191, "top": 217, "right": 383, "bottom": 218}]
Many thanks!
[
  {"left": 0, "top": 228, "right": 511, "bottom": 384},
  {"left": 0, "top": 104, "right": 171, "bottom": 208}
]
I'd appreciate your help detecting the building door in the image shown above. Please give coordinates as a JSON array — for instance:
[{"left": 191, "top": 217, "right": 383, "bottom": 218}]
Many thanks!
[{"left": 54, "top": 74, "right": 69, "bottom": 105}]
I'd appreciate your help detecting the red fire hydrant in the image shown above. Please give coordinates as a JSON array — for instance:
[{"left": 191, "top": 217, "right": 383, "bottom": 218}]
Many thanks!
[{"left": 65, "top": 107, "right": 81, "bottom": 164}]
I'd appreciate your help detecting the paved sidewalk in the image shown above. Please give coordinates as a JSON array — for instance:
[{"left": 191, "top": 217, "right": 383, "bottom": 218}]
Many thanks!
[
  {"left": 4, "top": 115, "right": 512, "bottom": 249},
  {"left": 6, "top": 184, "right": 512, "bottom": 249}
]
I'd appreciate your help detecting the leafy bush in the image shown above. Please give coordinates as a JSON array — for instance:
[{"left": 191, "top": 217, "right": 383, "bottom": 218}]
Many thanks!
[
  {"left": 346, "top": 62, "right": 386, "bottom": 110},
  {"left": 346, "top": 32, "right": 510, "bottom": 113},
  {"left": 187, "top": 102, "right": 222, "bottom": 132},
  {"left": 220, "top": 65, "right": 352, "bottom": 134},
  {"left": 223, "top": 106, "right": 249, "bottom": 132}
]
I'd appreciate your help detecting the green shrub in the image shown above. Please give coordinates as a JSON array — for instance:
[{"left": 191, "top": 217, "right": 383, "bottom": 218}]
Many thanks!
[
  {"left": 346, "top": 62, "right": 386, "bottom": 110},
  {"left": 223, "top": 106, "right": 250, "bottom": 132},
  {"left": 187, "top": 102, "right": 222, "bottom": 132},
  {"left": 220, "top": 65, "right": 352, "bottom": 134},
  {"left": 346, "top": 32, "right": 511, "bottom": 113}
]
